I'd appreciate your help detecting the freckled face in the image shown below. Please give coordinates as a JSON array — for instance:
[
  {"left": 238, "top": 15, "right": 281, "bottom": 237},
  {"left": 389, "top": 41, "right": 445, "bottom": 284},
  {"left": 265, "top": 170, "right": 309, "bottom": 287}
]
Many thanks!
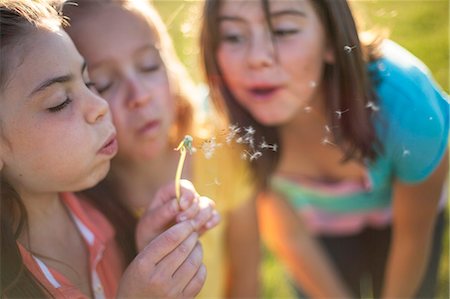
[
  {"left": 216, "top": 0, "right": 332, "bottom": 126},
  {"left": 67, "top": 5, "right": 175, "bottom": 162},
  {"left": 0, "top": 29, "right": 116, "bottom": 196}
]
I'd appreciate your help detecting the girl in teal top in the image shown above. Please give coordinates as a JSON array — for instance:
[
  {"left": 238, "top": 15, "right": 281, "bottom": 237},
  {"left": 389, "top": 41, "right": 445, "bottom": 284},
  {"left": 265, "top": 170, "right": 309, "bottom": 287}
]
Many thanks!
[{"left": 200, "top": 0, "right": 449, "bottom": 298}]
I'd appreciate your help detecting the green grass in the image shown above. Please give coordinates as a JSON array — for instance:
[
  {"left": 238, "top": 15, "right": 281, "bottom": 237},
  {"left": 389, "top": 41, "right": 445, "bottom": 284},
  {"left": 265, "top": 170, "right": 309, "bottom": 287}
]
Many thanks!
[{"left": 153, "top": 1, "right": 449, "bottom": 298}]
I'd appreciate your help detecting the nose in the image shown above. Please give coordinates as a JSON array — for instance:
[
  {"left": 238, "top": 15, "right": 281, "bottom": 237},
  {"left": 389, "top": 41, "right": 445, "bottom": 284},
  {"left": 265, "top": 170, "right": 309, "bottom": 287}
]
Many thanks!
[
  {"left": 86, "top": 90, "right": 109, "bottom": 124},
  {"left": 126, "top": 74, "right": 151, "bottom": 109},
  {"left": 247, "top": 30, "right": 275, "bottom": 69}
]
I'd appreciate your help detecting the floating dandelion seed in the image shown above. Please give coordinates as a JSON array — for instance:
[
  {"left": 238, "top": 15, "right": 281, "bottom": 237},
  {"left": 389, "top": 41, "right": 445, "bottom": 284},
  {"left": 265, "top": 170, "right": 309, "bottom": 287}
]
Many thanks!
[
  {"left": 309, "top": 81, "right": 317, "bottom": 88},
  {"left": 226, "top": 124, "right": 241, "bottom": 144},
  {"left": 241, "top": 152, "right": 248, "bottom": 160},
  {"left": 335, "top": 109, "right": 350, "bottom": 119},
  {"left": 259, "top": 140, "right": 278, "bottom": 152},
  {"left": 366, "top": 101, "right": 380, "bottom": 112},
  {"left": 344, "top": 45, "right": 357, "bottom": 53},
  {"left": 206, "top": 178, "right": 221, "bottom": 186},
  {"left": 201, "top": 137, "right": 221, "bottom": 159},
  {"left": 244, "top": 126, "right": 256, "bottom": 135},
  {"left": 402, "top": 148, "right": 411, "bottom": 157},
  {"left": 429, "top": 116, "right": 433, "bottom": 121},
  {"left": 377, "top": 63, "right": 386, "bottom": 72},
  {"left": 304, "top": 106, "right": 312, "bottom": 113},
  {"left": 235, "top": 126, "right": 256, "bottom": 149},
  {"left": 325, "top": 125, "right": 331, "bottom": 133},
  {"left": 242, "top": 150, "right": 262, "bottom": 161},
  {"left": 321, "top": 137, "right": 336, "bottom": 146}
]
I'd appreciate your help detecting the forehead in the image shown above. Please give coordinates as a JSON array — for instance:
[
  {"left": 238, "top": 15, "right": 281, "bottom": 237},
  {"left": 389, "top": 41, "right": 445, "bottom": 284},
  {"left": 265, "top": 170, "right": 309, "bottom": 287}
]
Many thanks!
[
  {"left": 68, "top": 4, "right": 158, "bottom": 65},
  {"left": 3, "top": 29, "right": 82, "bottom": 95},
  {"left": 219, "top": 0, "right": 308, "bottom": 16}
]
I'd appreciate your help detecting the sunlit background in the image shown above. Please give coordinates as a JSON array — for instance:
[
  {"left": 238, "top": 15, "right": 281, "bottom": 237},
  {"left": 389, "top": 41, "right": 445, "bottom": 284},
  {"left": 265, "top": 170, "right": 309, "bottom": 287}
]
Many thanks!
[{"left": 152, "top": 0, "right": 449, "bottom": 298}]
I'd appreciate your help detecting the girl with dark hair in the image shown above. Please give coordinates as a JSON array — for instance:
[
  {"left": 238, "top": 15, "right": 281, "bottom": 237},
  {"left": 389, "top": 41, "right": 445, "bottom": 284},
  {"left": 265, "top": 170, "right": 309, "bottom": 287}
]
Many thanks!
[
  {"left": 200, "top": 0, "right": 449, "bottom": 298},
  {"left": 0, "top": 0, "right": 217, "bottom": 297}
]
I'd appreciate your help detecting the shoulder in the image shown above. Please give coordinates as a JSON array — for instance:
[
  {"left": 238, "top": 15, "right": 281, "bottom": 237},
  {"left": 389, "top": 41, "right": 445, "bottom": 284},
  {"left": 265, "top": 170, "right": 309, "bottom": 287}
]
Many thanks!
[{"left": 370, "top": 41, "right": 449, "bottom": 183}]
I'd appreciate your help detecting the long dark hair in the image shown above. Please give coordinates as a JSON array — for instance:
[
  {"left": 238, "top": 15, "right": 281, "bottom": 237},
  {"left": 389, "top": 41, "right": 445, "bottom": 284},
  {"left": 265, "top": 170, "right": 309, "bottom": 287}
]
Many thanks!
[
  {"left": 200, "top": 0, "right": 382, "bottom": 187},
  {"left": 0, "top": 1, "right": 64, "bottom": 297}
]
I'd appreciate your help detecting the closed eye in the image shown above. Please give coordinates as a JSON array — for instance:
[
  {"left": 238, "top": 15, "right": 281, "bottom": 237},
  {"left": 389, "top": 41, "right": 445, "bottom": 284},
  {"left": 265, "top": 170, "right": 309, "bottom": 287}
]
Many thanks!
[
  {"left": 141, "top": 64, "right": 160, "bottom": 73},
  {"left": 273, "top": 29, "right": 299, "bottom": 37},
  {"left": 48, "top": 98, "right": 72, "bottom": 112}
]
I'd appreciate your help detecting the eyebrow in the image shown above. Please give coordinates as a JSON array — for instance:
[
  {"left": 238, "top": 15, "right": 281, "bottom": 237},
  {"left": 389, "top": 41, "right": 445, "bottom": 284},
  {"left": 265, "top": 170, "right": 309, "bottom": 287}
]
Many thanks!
[
  {"left": 271, "top": 9, "right": 306, "bottom": 18},
  {"left": 29, "top": 61, "right": 87, "bottom": 97},
  {"left": 219, "top": 9, "right": 306, "bottom": 22}
]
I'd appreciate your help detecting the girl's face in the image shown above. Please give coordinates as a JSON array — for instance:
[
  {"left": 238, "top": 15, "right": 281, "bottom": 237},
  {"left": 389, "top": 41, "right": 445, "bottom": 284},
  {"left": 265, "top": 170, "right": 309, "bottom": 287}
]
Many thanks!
[
  {"left": 0, "top": 29, "right": 116, "bottom": 196},
  {"left": 216, "top": 0, "right": 333, "bottom": 126},
  {"left": 68, "top": 5, "right": 175, "bottom": 162}
]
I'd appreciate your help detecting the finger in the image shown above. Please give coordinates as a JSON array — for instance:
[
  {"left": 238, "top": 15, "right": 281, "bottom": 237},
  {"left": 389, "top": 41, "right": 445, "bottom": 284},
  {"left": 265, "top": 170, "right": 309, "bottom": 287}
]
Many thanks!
[
  {"left": 191, "top": 196, "right": 214, "bottom": 230},
  {"left": 154, "top": 231, "right": 199, "bottom": 278},
  {"left": 178, "top": 179, "right": 199, "bottom": 210},
  {"left": 172, "top": 242, "right": 203, "bottom": 288},
  {"left": 141, "top": 220, "right": 195, "bottom": 266},
  {"left": 198, "top": 210, "right": 221, "bottom": 235},
  {"left": 182, "top": 263, "right": 207, "bottom": 298},
  {"left": 176, "top": 195, "right": 199, "bottom": 222}
]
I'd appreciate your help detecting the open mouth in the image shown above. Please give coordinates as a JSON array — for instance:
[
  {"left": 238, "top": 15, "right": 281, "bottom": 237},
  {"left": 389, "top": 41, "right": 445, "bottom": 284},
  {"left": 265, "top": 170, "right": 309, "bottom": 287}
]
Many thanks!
[{"left": 249, "top": 87, "right": 279, "bottom": 98}]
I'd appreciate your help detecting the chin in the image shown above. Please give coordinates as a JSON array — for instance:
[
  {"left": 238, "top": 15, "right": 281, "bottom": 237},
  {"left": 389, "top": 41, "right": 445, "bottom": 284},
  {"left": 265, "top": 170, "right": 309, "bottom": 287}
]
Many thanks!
[
  {"left": 82, "top": 163, "right": 111, "bottom": 189},
  {"left": 254, "top": 114, "right": 286, "bottom": 127}
]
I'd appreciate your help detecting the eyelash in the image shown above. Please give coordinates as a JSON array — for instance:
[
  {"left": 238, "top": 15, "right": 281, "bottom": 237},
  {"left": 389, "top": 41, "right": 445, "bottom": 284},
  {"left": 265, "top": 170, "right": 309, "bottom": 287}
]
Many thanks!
[
  {"left": 47, "top": 80, "right": 94, "bottom": 112},
  {"left": 48, "top": 98, "right": 72, "bottom": 112},
  {"left": 141, "top": 64, "right": 160, "bottom": 73},
  {"left": 273, "top": 29, "right": 299, "bottom": 37}
]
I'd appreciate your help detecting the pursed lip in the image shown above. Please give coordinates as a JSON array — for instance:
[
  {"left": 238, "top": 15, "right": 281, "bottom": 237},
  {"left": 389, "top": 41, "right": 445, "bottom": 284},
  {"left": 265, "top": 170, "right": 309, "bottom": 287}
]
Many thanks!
[
  {"left": 98, "top": 132, "right": 118, "bottom": 155},
  {"left": 137, "top": 119, "right": 161, "bottom": 135}
]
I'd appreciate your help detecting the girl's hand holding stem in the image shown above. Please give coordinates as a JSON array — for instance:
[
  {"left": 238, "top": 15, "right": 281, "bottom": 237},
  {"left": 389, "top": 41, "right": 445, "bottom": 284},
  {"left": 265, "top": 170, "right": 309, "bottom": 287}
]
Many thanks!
[{"left": 136, "top": 179, "right": 220, "bottom": 252}]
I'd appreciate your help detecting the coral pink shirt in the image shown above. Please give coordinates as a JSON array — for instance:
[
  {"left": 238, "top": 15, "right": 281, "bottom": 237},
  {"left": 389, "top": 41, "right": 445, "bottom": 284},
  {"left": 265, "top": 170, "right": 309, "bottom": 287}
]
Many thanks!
[{"left": 19, "top": 192, "right": 124, "bottom": 299}]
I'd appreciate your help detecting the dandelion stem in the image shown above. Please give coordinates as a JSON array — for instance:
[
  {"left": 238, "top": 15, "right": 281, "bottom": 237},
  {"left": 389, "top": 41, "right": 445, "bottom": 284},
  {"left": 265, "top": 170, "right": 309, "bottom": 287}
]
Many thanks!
[{"left": 175, "top": 135, "right": 193, "bottom": 202}]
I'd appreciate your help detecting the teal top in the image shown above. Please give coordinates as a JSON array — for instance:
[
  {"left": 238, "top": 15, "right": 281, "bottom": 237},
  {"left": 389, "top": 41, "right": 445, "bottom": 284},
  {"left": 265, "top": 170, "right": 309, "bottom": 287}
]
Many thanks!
[{"left": 272, "top": 41, "right": 449, "bottom": 214}]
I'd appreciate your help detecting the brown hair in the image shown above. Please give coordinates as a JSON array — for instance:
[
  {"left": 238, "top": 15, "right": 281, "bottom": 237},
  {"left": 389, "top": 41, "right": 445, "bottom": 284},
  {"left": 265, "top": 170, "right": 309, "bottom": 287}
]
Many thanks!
[
  {"left": 0, "top": 1, "right": 64, "bottom": 297},
  {"left": 200, "top": 0, "right": 382, "bottom": 187}
]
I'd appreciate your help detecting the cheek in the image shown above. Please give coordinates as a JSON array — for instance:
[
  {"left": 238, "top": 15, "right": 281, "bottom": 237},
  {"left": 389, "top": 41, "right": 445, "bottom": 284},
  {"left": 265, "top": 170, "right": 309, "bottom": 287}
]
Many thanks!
[{"left": 217, "top": 49, "right": 239, "bottom": 84}]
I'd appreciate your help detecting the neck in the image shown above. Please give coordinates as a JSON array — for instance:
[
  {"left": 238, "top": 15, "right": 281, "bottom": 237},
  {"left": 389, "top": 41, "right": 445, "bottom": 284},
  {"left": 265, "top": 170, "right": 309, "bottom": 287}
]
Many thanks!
[{"left": 16, "top": 190, "right": 70, "bottom": 249}]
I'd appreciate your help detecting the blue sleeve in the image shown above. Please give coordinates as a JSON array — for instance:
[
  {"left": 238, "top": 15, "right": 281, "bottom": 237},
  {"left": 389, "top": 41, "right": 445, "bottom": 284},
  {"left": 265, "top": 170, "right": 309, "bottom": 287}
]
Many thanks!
[{"left": 374, "top": 42, "right": 449, "bottom": 183}]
